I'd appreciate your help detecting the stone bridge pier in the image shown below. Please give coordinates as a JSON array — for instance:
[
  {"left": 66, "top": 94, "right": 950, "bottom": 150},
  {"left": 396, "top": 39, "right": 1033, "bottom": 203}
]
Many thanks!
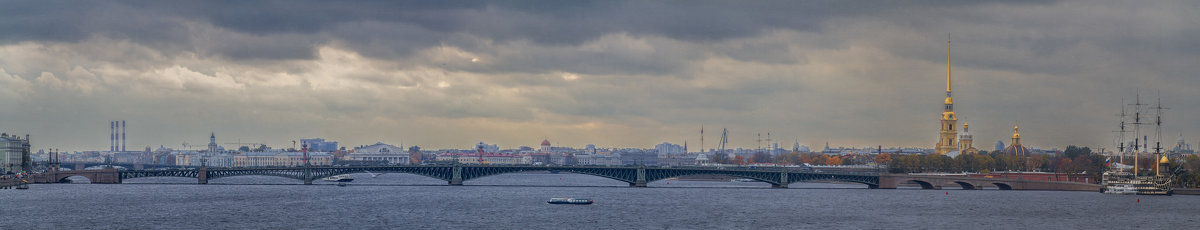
[
  {"left": 631, "top": 167, "right": 647, "bottom": 187},
  {"left": 32, "top": 168, "right": 122, "bottom": 184}
]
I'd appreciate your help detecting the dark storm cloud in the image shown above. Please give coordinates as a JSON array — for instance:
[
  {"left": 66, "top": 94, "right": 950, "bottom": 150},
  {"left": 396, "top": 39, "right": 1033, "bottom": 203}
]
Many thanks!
[
  {"left": 5, "top": 0, "right": 1200, "bottom": 150},
  {"left": 0, "top": 1, "right": 1047, "bottom": 63}
]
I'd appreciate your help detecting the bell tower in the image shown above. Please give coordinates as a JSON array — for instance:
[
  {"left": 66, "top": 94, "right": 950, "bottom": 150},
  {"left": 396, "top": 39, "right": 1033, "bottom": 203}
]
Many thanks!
[{"left": 936, "top": 36, "right": 958, "bottom": 155}]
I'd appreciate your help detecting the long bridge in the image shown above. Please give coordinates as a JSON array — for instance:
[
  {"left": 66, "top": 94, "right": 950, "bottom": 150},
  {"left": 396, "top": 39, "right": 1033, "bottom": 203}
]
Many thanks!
[{"left": 23, "top": 165, "right": 1100, "bottom": 191}]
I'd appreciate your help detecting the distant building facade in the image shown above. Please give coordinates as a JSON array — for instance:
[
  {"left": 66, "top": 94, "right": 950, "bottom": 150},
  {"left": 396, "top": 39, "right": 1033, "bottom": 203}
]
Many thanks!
[
  {"left": 1, "top": 133, "right": 31, "bottom": 174},
  {"left": 301, "top": 138, "right": 339, "bottom": 152},
  {"left": 233, "top": 151, "right": 334, "bottom": 167},
  {"left": 346, "top": 142, "right": 408, "bottom": 165}
]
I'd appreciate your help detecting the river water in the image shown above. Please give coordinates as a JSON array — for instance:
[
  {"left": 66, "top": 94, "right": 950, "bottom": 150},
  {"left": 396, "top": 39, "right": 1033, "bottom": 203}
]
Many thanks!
[{"left": 2, "top": 173, "right": 1197, "bottom": 229}]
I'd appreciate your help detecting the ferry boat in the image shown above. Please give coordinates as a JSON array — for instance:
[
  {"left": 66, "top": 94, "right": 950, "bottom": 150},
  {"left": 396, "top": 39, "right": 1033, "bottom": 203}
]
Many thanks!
[
  {"left": 1102, "top": 183, "right": 1136, "bottom": 195},
  {"left": 731, "top": 178, "right": 757, "bottom": 182},
  {"left": 547, "top": 198, "right": 593, "bottom": 205},
  {"left": 323, "top": 174, "right": 353, "bottom": 182}
]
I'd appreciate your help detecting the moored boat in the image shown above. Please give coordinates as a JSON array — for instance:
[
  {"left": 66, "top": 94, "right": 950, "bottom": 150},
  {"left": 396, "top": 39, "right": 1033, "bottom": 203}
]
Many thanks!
[
  {"left": 1102, "top": 183, "right": 1136, "bottom": 195},
  {"left": 323, "top": 174, "right": 353, "bottom": 182},
  {"left": 548, "top": 198, "right": 593, "bottom": 205}
]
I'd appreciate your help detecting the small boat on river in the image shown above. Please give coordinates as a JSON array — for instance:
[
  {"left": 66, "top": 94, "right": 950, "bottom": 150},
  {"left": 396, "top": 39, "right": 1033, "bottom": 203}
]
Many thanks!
[
  {"left": 548, "top": 198, "right": 593, "bottom": 205},
  {"left": 323, "top": 174, "right": 353, "bottom": 182}
]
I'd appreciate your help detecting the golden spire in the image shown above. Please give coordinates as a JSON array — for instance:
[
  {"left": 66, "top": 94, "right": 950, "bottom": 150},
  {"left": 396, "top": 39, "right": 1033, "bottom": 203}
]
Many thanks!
[
  {"left": 1012, "top": 124, "right": 1021, "bottom": 139},
  {"left": 946, "top": 33, "right": 951, "bottom": 95}
]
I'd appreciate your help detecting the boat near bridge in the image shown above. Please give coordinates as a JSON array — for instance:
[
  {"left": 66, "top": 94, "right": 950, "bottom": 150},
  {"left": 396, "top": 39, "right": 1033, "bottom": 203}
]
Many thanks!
[{"left": 548, "top": 198, "right": 593, "bottom": 205}]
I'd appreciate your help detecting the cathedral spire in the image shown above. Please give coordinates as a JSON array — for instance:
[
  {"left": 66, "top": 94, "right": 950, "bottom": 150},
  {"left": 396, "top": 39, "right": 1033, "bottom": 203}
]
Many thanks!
[{"left": 935, "top": 34, "right": 959, "bottom": 155}]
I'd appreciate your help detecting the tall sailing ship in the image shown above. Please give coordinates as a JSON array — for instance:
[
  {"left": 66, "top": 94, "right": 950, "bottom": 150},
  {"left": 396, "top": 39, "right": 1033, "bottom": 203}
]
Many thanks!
[{"left": 1100, "top": 94, "right": 1173, "bottom": 195}]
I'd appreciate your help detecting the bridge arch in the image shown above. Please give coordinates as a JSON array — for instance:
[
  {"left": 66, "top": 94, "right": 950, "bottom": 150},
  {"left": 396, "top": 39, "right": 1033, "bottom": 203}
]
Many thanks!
[
  {"left": 59, "top": 175, "right": 93, "bottom": 183},
  {"left": 309, "top": 168, "right": 451, "bottom": 183},
  {"left": 644, "top": 169, "right": 786, "bottom": 187},
  {"left": 783, "top": 173, "right": 879, "bottom": 188},
  {"left": 951, "top": 181, "right": 977, "bottom": 190},
  {"left": 652, "top": 173, "right": 781, "bottom": 186},
  {"left": 460, "top": 167, "right": 637, "bottom": 185},
  {"left": 906, "top": 180, "right": 937, "bottom": 189},
  {"left": 992, "top": 182, "right": 1013, "bottom": 190}
]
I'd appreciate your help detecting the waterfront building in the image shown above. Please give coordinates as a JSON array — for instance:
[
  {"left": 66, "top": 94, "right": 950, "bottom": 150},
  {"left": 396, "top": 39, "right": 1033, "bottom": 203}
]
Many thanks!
[
  {"left": 301, "top": 138, "right": 339, "bottom": 152},
  {"left": 935, "top": 38, "right": 958, "bottom": 155},
  {"left": 233, "top": 151, "right": 334, "bottom": 167},
  {"left": 540, "top": 139, "right": 551, "bottom": 153},
  {"left": 528, "top": 139, "right": 552, "bottom": 164},
  {"left": 1, "top": 133, "right": 31, "bottom": 174},
  {"left": 619, "top": 150, "right": 657, "bottom": 166},
  {"left": 207, "top": 132, "right": 218, "bottom": 153},
  {"left": 575, "top": 153, "right": 623, "bottom": 166},
  {"left": 346, "top": 142, "right": 408, "bottom": 165},
  {"left": 1003, "top": 125, "right": 1031, "bottom": 156},
  {"left": 443, "top": 152, "right": 525, "bottom": 165},
  {"left": 655, "top": 142, "right": 684, "bottom": 157}
]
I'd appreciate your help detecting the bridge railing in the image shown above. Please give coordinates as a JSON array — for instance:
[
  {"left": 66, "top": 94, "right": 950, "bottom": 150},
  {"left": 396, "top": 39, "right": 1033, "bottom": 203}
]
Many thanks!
[{"left": 113, "top": 164, "right": 881, "bottom": 176}]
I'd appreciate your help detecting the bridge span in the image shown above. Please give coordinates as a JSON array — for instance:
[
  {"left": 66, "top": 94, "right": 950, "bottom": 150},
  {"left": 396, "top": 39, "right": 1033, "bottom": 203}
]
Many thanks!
[
  {"left": 25, "top": 166, "right": 1101, "bottom": 191},
  {"left": 33, "top": 165, "right": 877, "bottom": 188}
]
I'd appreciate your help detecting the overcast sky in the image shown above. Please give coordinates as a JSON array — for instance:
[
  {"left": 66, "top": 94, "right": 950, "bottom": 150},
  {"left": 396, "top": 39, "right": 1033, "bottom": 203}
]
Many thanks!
[{"left": 2, "top": 1, "right": 1198, "bottom": 152}]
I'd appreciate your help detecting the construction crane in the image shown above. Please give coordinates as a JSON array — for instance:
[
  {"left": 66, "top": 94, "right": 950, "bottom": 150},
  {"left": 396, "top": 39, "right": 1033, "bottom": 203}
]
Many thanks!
[
  {"left": 226, "top": 139, "right": 264, "bottom": 150},
  {"left": 719, "top": 128, "right": 728, "bottom": 156}
]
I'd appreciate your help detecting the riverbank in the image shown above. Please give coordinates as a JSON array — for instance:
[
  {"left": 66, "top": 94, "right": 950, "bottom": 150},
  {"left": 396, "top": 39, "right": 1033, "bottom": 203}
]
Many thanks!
[{"left": 1174, "top": 188, "right": 1200, "bottom": 195}]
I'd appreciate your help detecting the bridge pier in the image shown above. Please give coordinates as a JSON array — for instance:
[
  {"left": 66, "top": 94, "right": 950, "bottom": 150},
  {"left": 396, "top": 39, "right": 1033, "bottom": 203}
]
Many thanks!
[
  {"left": 197, "top": 167, "right": 208, "bottom": 184},
  {"left": 303, "top": 167, "right": 313, "bottom": 185},
  {"left": 450, "top": 165, "right": 463, "bottom": 186},
  {"left": 874, "top": 175, "right": 897, "bottom": 189},
  {"left": 630, "top": 167, "right": 646, "bottom": 187},
  {"left": 773, "top": 172, "right": 789, "bottom": 189}
]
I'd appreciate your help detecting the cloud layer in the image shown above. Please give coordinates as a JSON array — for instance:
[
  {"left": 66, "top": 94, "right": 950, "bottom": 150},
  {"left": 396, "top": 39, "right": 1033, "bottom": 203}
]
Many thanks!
[{"left": 2, "top": 1, "right": 1199, "bottom": 151}]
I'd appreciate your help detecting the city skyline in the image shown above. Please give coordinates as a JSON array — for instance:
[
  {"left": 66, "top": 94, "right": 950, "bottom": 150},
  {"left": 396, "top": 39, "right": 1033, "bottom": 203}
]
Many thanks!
[{"left": 3, "top": 1, "right": 1200, "bottom": 151}]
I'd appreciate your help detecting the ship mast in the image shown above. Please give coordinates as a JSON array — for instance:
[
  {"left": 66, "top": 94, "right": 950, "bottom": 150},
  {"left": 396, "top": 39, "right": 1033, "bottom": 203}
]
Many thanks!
[
  {"left": 1116, "top": 99, "right": 1127, "bottom": 170},
  {"left": 1130, "top": 92, "right": 1145, "bottom": 176},
  {"left": 1153, "top": 95, "right": 1168, "bottom": 176}
]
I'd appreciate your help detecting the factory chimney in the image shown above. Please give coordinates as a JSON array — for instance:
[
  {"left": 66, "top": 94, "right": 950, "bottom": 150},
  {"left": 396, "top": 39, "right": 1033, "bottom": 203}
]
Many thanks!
[
  {"left": 121, "top": 120, "right": 126, "bottom": 152},
  {"left": 110, "top": 121, "right": 116, "bottom": 151}
]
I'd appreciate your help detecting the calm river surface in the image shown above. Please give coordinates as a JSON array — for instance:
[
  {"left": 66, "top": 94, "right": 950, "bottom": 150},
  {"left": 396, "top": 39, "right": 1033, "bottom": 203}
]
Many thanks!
[{"left": 2, "top": 173, "right": 1197, "bottom": 229}]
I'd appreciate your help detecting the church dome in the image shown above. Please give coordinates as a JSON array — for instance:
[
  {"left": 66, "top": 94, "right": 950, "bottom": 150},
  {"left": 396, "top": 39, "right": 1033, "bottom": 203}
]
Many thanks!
[
  {"left": 541, "top": 139, "right": 551, "bottom": 146},
  {"left": 1160, "top": 156, "right": 1170, "bottom": 164},
  {"left": 1003, "top": 143, "right": 1029, "bottom": 156}
]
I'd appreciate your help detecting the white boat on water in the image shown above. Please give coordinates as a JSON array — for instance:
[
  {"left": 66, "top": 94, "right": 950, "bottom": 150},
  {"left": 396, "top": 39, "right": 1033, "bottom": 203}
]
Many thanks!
[
  {"left": 1103, "top": 183, "right": 1136, "bottom": 195},
  {"left": 323, "top": 174, "right": 353, "bottom": 182},
  {"left": 548, "top": 198, "right": 593, "bottom": 205},
  {"left": 731, "top": 178, "right": 757, "bottom": 182}
]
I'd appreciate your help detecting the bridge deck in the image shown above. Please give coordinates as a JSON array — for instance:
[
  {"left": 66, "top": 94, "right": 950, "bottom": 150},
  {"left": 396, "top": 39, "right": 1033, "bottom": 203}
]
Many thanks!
[{"left": 21, "top": 166, "right": 1102, "bottom": 192}]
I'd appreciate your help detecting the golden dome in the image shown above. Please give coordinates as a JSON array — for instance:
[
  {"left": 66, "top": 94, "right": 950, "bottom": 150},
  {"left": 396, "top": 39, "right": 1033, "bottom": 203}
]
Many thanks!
[
  {"left": 1160, "top": 156, "right": 1170, "bottom": 164},
  {"left": 1012, "top": 125, "right": 1021, "bottom": 139},
  {"left": 944, "top": 97, "right": 953, "bottom": 104}
]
